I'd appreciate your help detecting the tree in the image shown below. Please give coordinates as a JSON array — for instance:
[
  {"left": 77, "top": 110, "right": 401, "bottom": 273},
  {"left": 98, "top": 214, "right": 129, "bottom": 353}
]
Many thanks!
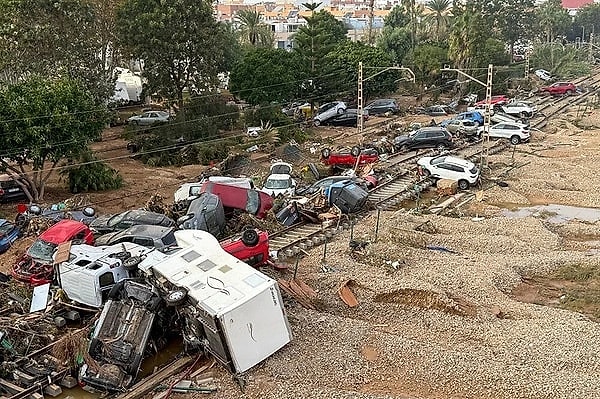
[
  {"left": 0, "top": 77, "right": 106, "bottom": 201},
  {"left": 0, "top": 0, "right": 113, "bottom": 101},
  {"left": 321, "top": 41, "right": 399, "bottom": 102},
  {"left": 492, "top": 0, "right": 535, "bottom": 59},
  {"left": 425, "top": 0, "right": 452, "bottom": 42},
  {"left": 401, "top": 0, "right": 425, "bottom": 49},
  {"left": 230, "top": 48, "right": 306, "bottom": 105},
  {"left": 402, "top": 44, "right": 448, "bottom": 93},
  {"left": 235, "top": 9, "right": 274, "bottom": 47},
  {"left": 293, "top": 9, "right": 348, "bottom": 73},
  {"left": 377, "top": 6, "right": 412, "bottom": 63},
  {"left": 535, "top": 0, "right": 571, "bottom": 43},
  {"left": 116, "top": 0, "right": 233, "bottom": 109},
  {"left": 575, "top": 3, "right": 600, "bottom": 42}
]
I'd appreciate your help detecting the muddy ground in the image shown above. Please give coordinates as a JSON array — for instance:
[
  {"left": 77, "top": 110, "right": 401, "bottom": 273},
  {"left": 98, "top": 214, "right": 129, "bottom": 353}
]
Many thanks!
[{"left": 1, "top": 98, "right": 600, "bottom": 399}]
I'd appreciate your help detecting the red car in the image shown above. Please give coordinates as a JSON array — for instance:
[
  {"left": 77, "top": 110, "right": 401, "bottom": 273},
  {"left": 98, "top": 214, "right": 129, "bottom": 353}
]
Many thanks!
[
  {"left": 12, "top": 219, "right": 95, "bottom": 284},
  {"left": 321, "top": 147, "right": 379, "bottom": 168},
  {"left": 200, "top": 181, "right": 273, "bottom": 219},
  {"left": 540, "top": 82, "right": 576, "bottom": 96},
  {"left": 220, "top": 228, "right": 269, "bottom": 267},
  {"left": 475, "top": 95, "right": 509, "bottom": 106}
]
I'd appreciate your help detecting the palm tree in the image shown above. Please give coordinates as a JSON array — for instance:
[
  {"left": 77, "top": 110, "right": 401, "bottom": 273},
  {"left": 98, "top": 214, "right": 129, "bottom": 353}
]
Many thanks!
[
  {"left": 235, "top": 9, "right": 273, "bottom": 47},
  {"left": 425, "top": 0, "right": 451, "bottom": 41}
]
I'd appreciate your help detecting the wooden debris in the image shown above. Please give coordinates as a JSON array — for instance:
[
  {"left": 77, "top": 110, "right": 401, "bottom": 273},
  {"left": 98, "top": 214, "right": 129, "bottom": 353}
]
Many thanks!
[
  {"left": 338, "top": 280, "right": 359, "bottom": 308},
  {"left": 277, "top": 279, "right": 318, "bottom": 310},
  {"left": 117, "top": 356, "right": 196, "bottom": 399}
]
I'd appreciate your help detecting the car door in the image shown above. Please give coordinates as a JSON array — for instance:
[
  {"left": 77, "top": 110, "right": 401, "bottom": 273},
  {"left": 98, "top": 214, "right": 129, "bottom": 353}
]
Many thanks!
[
  {"left": 490, "top": 124, "right": 507, "bottom": 139},
  {"left": 409, "top": 131, "right": 428, "bottom": 149},
  {"left": 435, "top": 163, "right": 465, "bottom": 180}
]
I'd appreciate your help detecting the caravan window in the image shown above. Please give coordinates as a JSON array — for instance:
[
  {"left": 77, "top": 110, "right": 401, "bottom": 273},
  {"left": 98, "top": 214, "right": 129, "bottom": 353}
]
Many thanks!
[{"left": 99, "top": 272, "right": 115, "bottom": 288}]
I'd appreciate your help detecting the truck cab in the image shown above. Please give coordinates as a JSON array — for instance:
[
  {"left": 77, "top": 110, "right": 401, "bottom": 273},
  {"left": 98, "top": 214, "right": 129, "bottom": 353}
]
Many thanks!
[{"left": 57, "top": 242, "right": 155, "bottom": 308}]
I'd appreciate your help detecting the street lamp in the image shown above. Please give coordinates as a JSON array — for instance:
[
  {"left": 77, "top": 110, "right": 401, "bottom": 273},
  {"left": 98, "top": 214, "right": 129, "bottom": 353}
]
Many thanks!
[{"left": 441, "top": 64, "right": 493, "bottom": 169}]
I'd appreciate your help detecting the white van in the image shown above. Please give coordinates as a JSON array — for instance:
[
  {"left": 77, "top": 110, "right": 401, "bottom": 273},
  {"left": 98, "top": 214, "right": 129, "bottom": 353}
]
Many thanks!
[{"left": 139, "top": 230, "right": 292, "bottom": 374}]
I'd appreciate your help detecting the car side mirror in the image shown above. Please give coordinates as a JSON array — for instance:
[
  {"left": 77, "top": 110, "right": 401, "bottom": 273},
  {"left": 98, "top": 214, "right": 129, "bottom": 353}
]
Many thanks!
[{"left": 177, "top": 214, "right": 194, "bottom": 226}]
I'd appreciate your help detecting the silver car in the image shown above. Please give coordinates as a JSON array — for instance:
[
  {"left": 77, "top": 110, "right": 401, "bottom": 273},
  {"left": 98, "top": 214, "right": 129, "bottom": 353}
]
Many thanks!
[
  {"left": 95, "top": 224, "right": 177, "bottom": 251},
  {"left": 127, "top": 110, "right": 170, "bottom": 125},
  {"left": 313, "top": 101, "right": 347, "bottom": 126}
]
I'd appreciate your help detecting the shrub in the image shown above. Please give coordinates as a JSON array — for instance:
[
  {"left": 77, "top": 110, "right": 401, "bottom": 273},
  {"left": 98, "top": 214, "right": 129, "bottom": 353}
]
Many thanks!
[{"left": 60, "top": 151, "right": 123, "bottom": 193}]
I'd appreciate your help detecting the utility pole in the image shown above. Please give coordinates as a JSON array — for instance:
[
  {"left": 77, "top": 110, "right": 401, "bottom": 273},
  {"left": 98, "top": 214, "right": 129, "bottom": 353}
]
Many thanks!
[
  {"left": 358, "top": 62, "right": 364, "bottom": 136},
  {"left": 524, "top": 54, "right": 529, "bottom": 79},
  {"left": 589, "top": 32, "right": 595, "bottom": 62},
  {"left": 441, "top": 64, "right": 493, "bottom": 169},
  {"left": 357, "top": 64, "right": 416, "bottom": 136}
]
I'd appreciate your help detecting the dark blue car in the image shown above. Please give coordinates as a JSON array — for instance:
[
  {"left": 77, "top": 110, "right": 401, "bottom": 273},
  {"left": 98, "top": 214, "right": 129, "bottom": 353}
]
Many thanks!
[{"left": 0, "top": 219, "right": 21, "bottom": 254}]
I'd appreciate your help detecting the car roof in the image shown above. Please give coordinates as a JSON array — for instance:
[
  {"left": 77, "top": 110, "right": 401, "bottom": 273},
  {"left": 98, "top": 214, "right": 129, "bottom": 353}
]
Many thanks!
[
  {"left": 39, "top": 219, "right": 88, "bottom": 243},
  {"left": 431, "top": 155, "right": 475, "bottom": 168}
]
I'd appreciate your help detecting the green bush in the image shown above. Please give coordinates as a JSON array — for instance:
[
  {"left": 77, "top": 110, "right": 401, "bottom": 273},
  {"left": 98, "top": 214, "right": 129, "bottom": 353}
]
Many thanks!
[{"left": 60, "top": 151, "right": 123, "bottom": 193}]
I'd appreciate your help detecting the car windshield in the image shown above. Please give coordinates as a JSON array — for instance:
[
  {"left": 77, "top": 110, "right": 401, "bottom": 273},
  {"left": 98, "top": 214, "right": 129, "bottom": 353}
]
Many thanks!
[
  {"left": 431, "top": 156, "right": 447, "bottom": 165},
  {"left": 265, "top": 178, "right": 290, "bottom": 189},
  {"left": 107, "top": 213, "right": 126, "bottom": 227},
  {"left": 27, "top": 239, "right": 58, "bottom": 262},
  {"left": 0, "top": 222, "right": 13, "bottom": 237}
]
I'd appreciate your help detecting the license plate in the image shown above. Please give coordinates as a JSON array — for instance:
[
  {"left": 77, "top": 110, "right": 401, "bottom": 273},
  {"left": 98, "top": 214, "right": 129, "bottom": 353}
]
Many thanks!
[{"left": 8, "top": 188, "right": 20, "bottom": 192}]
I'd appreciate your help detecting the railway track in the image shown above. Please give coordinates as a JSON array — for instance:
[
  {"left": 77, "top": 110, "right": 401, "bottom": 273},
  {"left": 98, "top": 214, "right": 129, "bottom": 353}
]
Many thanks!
[{"left": 271, "top": 70, "right": 600, "bottom": 261}]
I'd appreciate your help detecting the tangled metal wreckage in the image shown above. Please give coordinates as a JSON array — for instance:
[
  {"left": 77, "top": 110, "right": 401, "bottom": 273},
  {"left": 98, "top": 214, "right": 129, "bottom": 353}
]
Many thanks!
[{"left": 0, "top": 229, "right": 293, "bottom": 397}]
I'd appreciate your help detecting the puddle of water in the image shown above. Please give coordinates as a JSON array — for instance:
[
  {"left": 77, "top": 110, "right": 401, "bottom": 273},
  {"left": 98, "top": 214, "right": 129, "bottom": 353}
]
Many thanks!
[{"left": 501, "top": 204, "right": 600, "bottom": 223}]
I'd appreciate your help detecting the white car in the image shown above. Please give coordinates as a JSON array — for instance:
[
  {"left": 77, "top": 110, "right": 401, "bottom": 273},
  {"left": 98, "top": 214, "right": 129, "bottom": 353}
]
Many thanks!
[
  {"left": 313, "top": 101, "right": 347, "bottom": 126},
  {"left": 535, "top": 69, "right": 552, "bottom": 81},
  {"left": 501, "top": 101, "right": 536, "bottom": 118},
  {"left": 247, "top": 126, "right": 262, "bottom": 137},
  {"left": 487, "top": 122, "right": 530, "bottom": 145},
  {"left": 261, "top": 162, "right": 296, "bottom": 197},
  {"left": 417, "top": 155, "right": 480, "bottom": 190},
  {"left": 127, "top": 110, "right": 170, "bottom": 125}
]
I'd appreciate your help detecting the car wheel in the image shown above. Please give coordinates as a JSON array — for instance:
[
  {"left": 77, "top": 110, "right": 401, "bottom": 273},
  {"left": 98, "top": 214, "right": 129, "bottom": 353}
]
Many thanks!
[
  {"left": 510, "top": 135, "right": 521, "bottom": 145},
  {"left": 436, "top": 143, "right": 447, "bottom": 151},
  {"left": 241, "top": 228, "right": 260, "bottom": 247},
  {"left": 421, "top": 168, "right": 431, "bottom": 176},
  {"left": 111, "top": 251, "right": 131, "bottom": 261},
  {"left": 458, "top": 179, "right": 470, "bottom": 191},
  {"left": 321, "top": 148, "right": 331, "bottom": 159},
  {"left": 313, "top": 119, "right": 321, "bottom": 127},
  {"left": 165, "top": 289, "right": 187, "bottom": 306},
  {"left": 566, "top": 90, "right": 573, "bottom": 96},
  {"left": 123, "top": 256, "right": 142, "bottom": 271},
  {"left": 520, "top": 112, "right": 528, "bottom": 119},
  {"left": 337, "top": 107, "right": 345, "bottom": 115},
  {"left": 401, "top": 144, "right": 408, "bottom": 153},
  {"left": 350, "top": 146, "right": 361, "bottom": 157}
]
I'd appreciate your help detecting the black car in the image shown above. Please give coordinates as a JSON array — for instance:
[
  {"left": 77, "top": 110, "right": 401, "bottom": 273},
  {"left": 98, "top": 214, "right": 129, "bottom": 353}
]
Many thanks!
[
  {"left": 0, "top": 174, "right": 27, "bottom": 203},
  {"left": 320, "top": 109, "right": 365, "bottom": 127},
  {"left": 364, "top": 99, "right": 399, "bottom": 115},
  {"left": 90, "top": 209, "right": 176, "bottom": 235},
  {"left": 417, "top": 105, "right": 449, "bottom": 117},
  {"left": 393, "top": 127, "right": 454, "bottom": 152}
]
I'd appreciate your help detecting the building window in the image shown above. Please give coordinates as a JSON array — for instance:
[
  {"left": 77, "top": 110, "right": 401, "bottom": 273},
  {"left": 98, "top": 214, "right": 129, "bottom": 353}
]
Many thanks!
[{"left": 277, "top": 41, "right": 286, "bottom": 49}]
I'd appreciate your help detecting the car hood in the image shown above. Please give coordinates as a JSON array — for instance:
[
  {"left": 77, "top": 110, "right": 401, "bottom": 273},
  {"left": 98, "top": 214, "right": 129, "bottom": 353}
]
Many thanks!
[{"left": 394, "top": 135, "right": 410, "bottom": 143}]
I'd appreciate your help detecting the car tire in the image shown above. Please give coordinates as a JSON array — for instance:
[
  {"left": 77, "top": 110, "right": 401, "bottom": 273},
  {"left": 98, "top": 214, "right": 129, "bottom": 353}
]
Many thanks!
[
  {"left": 82, "top": 207, "right": 96, "bottom": 217},
  {"left": 241, "top": 228, "right": 260, "bottom": 247},
  {"left": 123, "top": 256, "right": 142, "bottom": 271},
  {"left": 165, "top": 289, "right": 187, "bottom": 307},
  {"left": 401, "top": 144, "right": 408, "bottom": 153},
  {"left": 314, "top": 119, "right": 321, "bottom": 127},
  {"left": 510, "top": 135, "right": 521, "bottom": 145},
  {"left": 458, "top": 180, "right": 470, "bottom": 191},
  {"left": 436, "top": 143, "right": 447, "bottom": 151},
  {"left": 107, "top": 281, "right": 126, "bottom": 300},
  {"left": 337, "top": 107, "right": 345, "bottom": 115},
  {"left": 321, "top": 148, "right": 331, "bottom": 159},
  {"left": 566, "top": 90, "right": 573, "bottom": 96},
  {"left": 421, "top": 168, "right": 431, "bottom": 176},
  {"left": 350, "top": 146, "right": 361, "bottom": 157}
]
